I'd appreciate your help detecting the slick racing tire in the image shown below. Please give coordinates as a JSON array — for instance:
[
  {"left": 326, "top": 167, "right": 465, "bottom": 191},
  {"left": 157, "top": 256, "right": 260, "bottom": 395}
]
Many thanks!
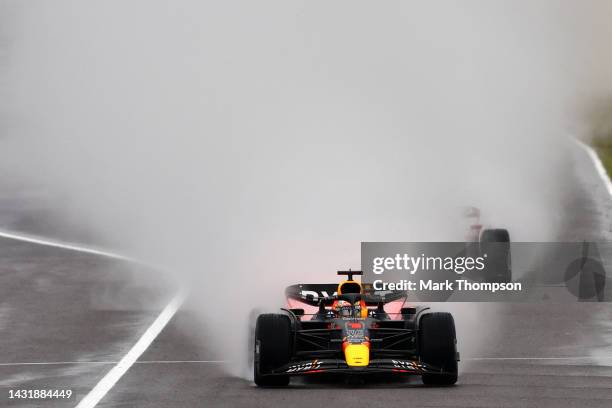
[
  {"left": 419, "top": 312, "right": 458, "bottom": 386},
  {"left": 247, "top": 308, "right": 264, "bottom": 377},
  {"left": 254, "top": 314, "right": 291, "bottom": 387},
  {"left": 480, "top": 228, "right": 512, "bottom": 283}
]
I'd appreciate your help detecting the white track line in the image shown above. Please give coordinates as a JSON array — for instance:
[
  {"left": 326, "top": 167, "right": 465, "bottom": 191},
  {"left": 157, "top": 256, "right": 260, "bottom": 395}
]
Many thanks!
[
  {"left": 0, "top": 360, "right": 225, "bottom": 366},
  {"left": 0, "top": 230, "right": 138, "bottom": 262},
  {"left": 467, "top": 357, "right": 612, "bottom": 361},
  {"left": 574, "top": 139, "right": 612, "bottom": 198},
  {"left": 134, "top": 360, "right": 226, "bottom": 364},
  {"left": 0, "top": 362, "right": 116, "bottom": 366},
  {"left": 75, "top": 292, "right": 185, "bottom": 408}
]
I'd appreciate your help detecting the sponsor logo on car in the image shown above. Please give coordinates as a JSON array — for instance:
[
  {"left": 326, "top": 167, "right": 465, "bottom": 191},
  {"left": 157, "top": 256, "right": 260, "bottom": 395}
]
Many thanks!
[
  {"left": 286, "top": 360, "right": 321, "bottom": 373},
  {"left": 392, "top": 360, "right": 424, "bottom": 370}
]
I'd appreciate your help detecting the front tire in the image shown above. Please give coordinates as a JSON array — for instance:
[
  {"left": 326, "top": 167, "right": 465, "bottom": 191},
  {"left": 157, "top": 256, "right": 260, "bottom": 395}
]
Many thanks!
[
  {"left": 254, "top": 314, "right": 291, "bottom": 387},
  {"left": 419, "top": 312, "right": 458, "bottom": 386}
]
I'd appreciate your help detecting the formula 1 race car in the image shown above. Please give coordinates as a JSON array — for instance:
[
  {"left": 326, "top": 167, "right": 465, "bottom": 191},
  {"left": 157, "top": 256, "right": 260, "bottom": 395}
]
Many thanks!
[
  {"left": 464, "top": 207, "right": 512, "bottom": 283},
  {"left": 253, "top": 271, "right": 458, "bottom": 387}
]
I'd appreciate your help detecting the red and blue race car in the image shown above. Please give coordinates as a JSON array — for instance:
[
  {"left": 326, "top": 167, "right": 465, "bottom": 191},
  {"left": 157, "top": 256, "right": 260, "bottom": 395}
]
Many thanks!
[{"left": 253, "top": 270, "right": 459, "bottom": 387}]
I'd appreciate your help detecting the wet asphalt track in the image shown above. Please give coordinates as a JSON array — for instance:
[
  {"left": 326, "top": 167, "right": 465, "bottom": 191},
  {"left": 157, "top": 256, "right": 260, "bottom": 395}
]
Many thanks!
[{"left": 1, "top": 144, "right": 612, "bottom": 407}]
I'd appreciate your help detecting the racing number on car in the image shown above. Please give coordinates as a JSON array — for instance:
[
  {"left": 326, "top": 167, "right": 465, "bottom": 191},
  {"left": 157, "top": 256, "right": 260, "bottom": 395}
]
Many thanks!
[{"left": 346, "top": 329, "right": 365, "bottom": 343}]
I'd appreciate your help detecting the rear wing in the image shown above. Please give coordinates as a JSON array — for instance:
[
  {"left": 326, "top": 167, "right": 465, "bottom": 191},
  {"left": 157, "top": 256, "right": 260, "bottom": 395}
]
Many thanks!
[{"left": 285, "top": 283, "right": 407, "bottom": 306}]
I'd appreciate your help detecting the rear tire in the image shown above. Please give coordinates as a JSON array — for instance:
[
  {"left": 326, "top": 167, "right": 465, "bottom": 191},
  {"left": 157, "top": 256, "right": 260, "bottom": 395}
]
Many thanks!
[
  {"left": 419, "top": 312, "right": 458, "bottom": 386},
  {"left": 480, "top": 228, "right": 512, "bottom": 283},
  {"left": 254, "top": 314, "right": 291, "bottom": 387}
]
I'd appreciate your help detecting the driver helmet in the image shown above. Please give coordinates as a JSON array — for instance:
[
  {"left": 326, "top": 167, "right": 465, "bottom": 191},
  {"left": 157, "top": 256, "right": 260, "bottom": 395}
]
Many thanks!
[{"left": 334, "top": 300, "right": 352, "bottom": 317}]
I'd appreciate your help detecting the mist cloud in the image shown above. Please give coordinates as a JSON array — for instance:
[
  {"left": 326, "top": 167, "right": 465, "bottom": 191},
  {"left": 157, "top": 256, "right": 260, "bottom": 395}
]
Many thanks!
[{"left": 3, "top": 1, "right": 612, "bottom": 375}]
